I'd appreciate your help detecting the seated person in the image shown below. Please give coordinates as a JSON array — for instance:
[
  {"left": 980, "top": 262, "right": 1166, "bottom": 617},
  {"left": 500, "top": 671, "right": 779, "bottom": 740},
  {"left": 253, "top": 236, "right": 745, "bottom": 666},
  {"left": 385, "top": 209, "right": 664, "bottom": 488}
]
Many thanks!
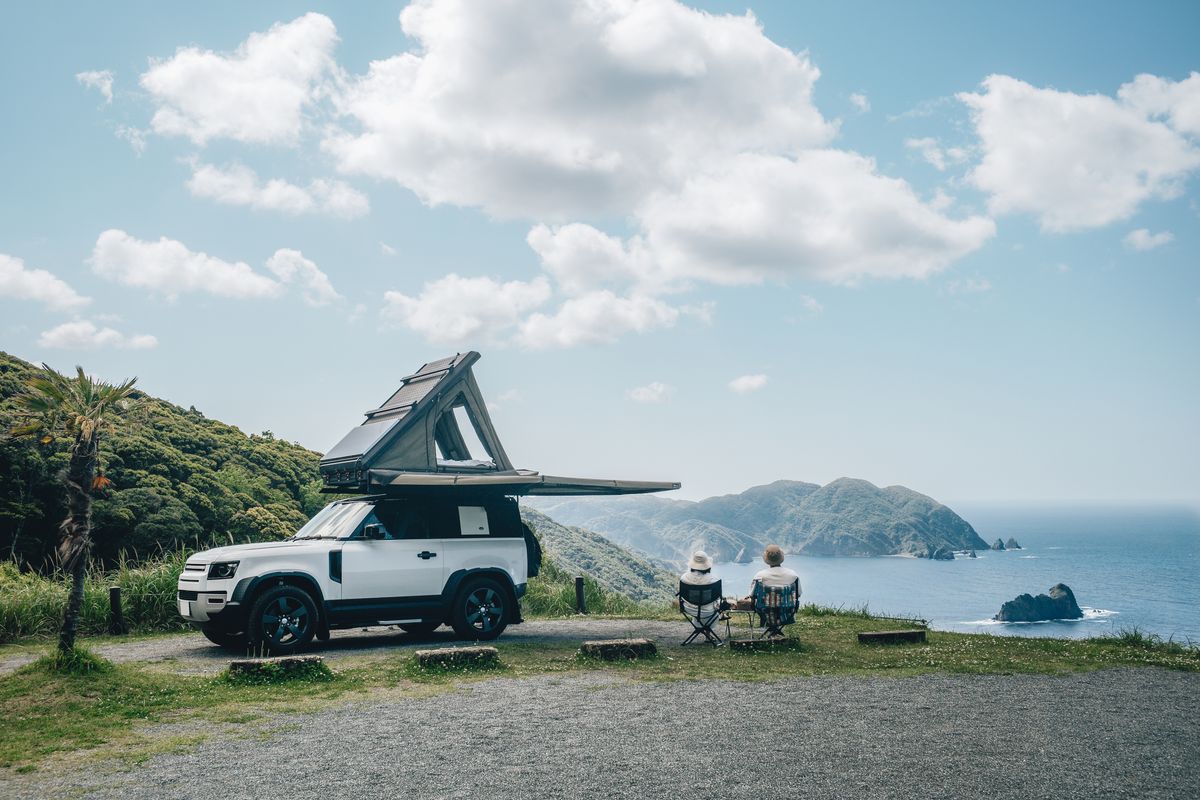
[
  {"left": 751, "top": 544, "right": 801, "bottom": 591},
  {"left": 679, "top": 550, "right": 725, "bottom": 626}
]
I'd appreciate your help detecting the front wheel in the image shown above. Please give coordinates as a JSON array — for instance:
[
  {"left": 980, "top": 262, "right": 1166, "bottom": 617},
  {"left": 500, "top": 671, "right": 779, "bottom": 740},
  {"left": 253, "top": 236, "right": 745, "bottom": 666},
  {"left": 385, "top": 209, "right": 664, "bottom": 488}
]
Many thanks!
[
  {"left": 202, "top": 625, "right": 246, "bottom": 652},
  {"left": 450, "top": 578, "right": 510, "bottom": 641},
  {"left": 247, "top": 585, "right": 318, "bottom": 655}
]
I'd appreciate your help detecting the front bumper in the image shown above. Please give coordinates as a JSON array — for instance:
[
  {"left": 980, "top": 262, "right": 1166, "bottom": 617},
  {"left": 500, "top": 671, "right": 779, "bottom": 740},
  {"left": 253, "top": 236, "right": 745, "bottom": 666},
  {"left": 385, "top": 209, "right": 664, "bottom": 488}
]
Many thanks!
[{"left": 178, "top": 563, "right": 240, "bottom": 625}]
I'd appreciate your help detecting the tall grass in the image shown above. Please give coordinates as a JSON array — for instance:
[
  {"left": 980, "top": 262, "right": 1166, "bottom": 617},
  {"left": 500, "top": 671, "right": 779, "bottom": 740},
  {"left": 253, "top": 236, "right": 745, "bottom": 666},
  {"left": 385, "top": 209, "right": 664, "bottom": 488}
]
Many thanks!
[
  {"left": 0, "top": 551, "right": 189, "bottom": 643},
  {"left": 518, "top": 560, "right": 656, "bottom": 617}
]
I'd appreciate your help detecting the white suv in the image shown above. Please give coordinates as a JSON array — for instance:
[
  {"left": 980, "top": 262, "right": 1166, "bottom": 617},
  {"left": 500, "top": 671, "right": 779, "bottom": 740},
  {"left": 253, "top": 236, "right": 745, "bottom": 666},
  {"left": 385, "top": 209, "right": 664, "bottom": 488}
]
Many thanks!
[{"left": 178, "top": 494, "right": 541, "bottom": 653}]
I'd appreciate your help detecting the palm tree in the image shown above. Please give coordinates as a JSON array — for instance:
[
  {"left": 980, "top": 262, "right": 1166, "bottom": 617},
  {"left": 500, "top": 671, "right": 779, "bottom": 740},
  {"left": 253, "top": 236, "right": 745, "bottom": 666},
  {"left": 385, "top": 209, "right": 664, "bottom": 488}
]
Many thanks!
[{"left": 14, "top": 365, "right": 139, "bottom": 653}]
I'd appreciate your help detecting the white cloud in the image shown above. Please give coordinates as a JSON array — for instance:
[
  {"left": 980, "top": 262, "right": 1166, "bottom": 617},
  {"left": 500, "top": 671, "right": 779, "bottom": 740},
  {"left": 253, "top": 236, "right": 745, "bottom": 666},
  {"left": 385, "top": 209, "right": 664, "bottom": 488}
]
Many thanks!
[
  {"left": 797, "top": 294, "right": 823, "bottom": 313},
  {"left": 381, "top": 274, "right": 551, "bottom": 345},
  {"left": 1123, "top": 228, "right": 1174, "bottom": 251},
  {"left": 0, "top": 253, "right": 91, "bottom": 312},
  {"left": 1118, "top": 72, "right": 1200, "bottom": 136},
  {"left": 141, "top": 13, "right": 338, "bottom": 145},
  {"left": 324, "top": 0, "right": 833, "bottom": 218},
  {"left": 728, "top": 374, "right": 768, "bottom": 394},
  {"left": 518, "top": 291, "right": 681, "bottom": 348},
  {"left": 633, "top": 151, "right": 995, "bottom": 286},
  {"left": 849, "top": 92, "right": 870, "bottom": 113},
  {"left": 627, "top": 382, "right": 671, "bottom": 403},
  {"left": 380, "top": 242, "right": 397, "bottom": 256},
  {"left": 264, "top": 249, "right": 342, "bottom": 306},
  {"left": 114, "top": 125, "right": 147, "bottom": 155},
  {"left": 904, "top": 137, "right": 967, "bottom": 171},
  {"left": 960, "top": 74, "right": 1200, "bottom": 231},
  {"left": 38, "top": 320, "right": 156, "bottom": 350},
  {"left": 76, "top": 70, "right": 113, "bottom": 103},
  {"left": 526, "top": 223, "right": 651, "bottom": 295},
  {"left": 187, "top": 162, "right": 369, "bottom": 218},
  {"left": 90, "top": 229, "right": 281, "bottom": 299}
]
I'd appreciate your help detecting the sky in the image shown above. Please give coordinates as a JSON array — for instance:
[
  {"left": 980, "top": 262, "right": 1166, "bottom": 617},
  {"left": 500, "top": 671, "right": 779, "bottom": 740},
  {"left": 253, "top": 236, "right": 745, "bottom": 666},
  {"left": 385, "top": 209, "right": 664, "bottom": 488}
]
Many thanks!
[{"left": 1, "top": 1, "right": 1197, "bottom": 505}]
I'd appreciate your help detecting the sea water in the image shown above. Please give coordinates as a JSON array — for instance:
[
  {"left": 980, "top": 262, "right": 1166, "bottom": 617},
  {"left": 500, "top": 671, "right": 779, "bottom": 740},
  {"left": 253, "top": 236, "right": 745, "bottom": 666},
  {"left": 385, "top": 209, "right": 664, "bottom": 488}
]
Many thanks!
[{"left": 707, "top": 506, "right": 1200, "bottom": 642}]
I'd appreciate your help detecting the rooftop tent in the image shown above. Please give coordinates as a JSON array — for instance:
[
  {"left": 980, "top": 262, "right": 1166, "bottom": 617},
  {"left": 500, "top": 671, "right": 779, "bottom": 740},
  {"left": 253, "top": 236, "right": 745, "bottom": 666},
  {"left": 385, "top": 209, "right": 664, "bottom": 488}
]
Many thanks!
[{"left": 319, "top": 351, "right": 679, "bottom": 497}]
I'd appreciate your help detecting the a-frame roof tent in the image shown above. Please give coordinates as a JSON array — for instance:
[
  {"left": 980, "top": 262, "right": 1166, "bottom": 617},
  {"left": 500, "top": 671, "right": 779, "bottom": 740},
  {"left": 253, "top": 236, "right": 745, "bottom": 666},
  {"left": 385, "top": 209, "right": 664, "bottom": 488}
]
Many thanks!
[{"left": 319, "top": 352, "right": 679, "bottom": 497}]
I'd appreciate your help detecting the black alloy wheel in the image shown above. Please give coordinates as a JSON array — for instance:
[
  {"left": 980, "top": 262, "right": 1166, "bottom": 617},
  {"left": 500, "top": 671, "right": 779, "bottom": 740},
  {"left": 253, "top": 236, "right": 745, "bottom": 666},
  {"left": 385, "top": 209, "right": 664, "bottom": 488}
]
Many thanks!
[
  {"left": 450, "top": 578, "right": 509, "bottom": 641},
  {"left": 248, "top": 585, "right": 318, "bottom": 654}
]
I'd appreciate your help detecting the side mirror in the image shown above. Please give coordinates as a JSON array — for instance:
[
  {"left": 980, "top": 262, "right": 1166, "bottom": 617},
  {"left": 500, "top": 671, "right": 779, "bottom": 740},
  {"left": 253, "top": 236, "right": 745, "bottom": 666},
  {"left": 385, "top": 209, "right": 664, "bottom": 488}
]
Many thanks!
[{"left": 361, "top": 523, "right": 383, "bottom": 540}]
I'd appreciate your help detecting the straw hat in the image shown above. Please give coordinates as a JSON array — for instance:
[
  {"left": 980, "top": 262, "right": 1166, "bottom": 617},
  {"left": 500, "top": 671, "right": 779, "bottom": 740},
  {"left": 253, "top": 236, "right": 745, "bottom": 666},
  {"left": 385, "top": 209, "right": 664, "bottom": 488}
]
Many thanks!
[
  {"left": 688, "top": 550, "right": 713, "bottom": 571},
  {"left": 763, "top": 544, "right": 785, "bottom": 566}
]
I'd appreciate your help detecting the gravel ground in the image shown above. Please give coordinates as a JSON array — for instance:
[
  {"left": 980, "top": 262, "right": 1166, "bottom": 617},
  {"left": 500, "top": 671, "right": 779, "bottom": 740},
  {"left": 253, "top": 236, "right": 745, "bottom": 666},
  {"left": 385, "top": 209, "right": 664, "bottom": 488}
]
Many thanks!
[
  {"left": 0, "top": 618, "right": 686, "bottom": 675},
  {"left": 6, "top": 667, "right": 1198, "bottom": 800}
]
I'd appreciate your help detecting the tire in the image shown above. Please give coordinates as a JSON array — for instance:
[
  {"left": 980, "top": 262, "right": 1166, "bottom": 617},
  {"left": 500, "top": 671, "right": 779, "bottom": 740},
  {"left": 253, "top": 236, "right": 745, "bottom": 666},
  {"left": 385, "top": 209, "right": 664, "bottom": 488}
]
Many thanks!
[
  {"left": 202, "top": 625, "right": 246, "bottom": 652},
  {"left": 449, "top": 578, "right": 510, "bottom": 641},
  {"left": 399, "top": 621, "right": 441, "bottom": 635},
  {"left": 247, "top": 585, "right": 319, "bottom": 655}
]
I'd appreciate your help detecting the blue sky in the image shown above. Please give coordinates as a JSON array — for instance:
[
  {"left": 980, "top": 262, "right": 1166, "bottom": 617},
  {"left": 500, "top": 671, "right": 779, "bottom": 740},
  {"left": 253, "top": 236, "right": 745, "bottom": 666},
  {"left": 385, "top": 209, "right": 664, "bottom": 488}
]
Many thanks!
[{"left": 1, "top": 1, "right": 1197, "bottom": 505}]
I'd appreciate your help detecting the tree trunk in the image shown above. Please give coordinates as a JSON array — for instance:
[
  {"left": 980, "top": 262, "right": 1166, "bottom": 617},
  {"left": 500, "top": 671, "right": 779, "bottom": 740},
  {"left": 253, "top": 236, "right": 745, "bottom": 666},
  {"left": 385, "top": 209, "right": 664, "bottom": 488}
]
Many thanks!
[{"left": 57, "top": 433, "right": 97, "bottom": 654}]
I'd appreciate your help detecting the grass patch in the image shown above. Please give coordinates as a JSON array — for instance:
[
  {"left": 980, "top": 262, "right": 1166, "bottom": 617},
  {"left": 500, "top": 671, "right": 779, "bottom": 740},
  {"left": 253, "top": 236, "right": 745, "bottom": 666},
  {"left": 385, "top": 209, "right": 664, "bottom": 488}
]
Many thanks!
[
  {"left": 218, "top": 659, "right": 336, "bottom": 687},
  {"left": 32, "top": 645, "right": 113, "bottom": 676}
]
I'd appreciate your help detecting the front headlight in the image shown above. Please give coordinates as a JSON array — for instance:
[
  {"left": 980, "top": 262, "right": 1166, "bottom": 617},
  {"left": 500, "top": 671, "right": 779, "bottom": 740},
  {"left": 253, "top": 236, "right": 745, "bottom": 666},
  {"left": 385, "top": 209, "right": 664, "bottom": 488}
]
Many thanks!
[{"left": 207, "top": 561, "right": 239, "bottom": 580}]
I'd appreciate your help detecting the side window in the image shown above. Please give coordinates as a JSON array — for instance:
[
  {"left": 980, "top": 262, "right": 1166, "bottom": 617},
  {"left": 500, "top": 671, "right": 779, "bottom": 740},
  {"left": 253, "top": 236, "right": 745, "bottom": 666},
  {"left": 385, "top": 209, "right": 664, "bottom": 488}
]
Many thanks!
[
  {"left": 373, "top": 501, "right": 431, "bottom": 540},
  {"left": 485, "top": 499, "right": 522, "bottom": 538},
  {"left": 357, "top": 510, "right": 397, "bottom": 540},
  {"left": 458, "top": 505, "right": 489, "bottom": 536}
]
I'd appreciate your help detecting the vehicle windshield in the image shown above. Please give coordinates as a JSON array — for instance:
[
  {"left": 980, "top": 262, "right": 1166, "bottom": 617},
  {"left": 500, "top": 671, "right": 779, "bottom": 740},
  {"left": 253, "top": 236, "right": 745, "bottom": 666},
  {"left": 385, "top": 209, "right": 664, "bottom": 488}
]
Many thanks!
[{"left": 291, "top": 502, "right": 372, "bottom": 540}]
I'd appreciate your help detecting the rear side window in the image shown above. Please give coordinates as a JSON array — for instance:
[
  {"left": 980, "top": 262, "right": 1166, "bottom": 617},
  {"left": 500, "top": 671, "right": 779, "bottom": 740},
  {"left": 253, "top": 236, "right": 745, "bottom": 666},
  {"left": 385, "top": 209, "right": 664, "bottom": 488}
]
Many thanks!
[{"left": 458, "top": 506, "right": 489, "bottom": 536}]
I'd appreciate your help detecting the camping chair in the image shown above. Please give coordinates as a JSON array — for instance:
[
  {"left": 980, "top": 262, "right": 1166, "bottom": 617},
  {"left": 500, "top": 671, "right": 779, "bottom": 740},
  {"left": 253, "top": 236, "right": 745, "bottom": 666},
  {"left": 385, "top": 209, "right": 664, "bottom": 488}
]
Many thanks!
[
  {"left": 752, "top": 579, "right": 800, "bottom": 639},
  {"left": 678, "top": 579, "right": 724, "bottom": 646}
]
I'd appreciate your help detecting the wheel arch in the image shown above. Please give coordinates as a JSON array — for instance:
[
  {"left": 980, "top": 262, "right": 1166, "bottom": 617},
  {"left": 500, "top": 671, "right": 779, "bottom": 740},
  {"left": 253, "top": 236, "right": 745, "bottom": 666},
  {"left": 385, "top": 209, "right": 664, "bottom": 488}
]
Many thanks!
[
  {"left": 235, "top": 572, "right": 328, "bottom": 628},
  {"left": 442, "top": 567, "right": 520, "bottom": 622}
]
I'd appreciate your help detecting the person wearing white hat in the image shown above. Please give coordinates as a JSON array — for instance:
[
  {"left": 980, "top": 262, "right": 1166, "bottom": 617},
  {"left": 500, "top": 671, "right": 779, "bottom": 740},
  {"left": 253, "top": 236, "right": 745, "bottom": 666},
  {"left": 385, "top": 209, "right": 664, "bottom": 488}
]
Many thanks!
[{"left": 679, "top": 550, "right": 722, "bottom": 626}]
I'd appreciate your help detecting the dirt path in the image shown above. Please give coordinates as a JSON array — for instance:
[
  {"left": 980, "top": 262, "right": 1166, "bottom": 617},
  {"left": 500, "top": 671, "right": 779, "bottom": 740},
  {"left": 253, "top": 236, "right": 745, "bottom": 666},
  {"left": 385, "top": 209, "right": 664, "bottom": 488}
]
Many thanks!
[
  {"left": 0, "top": 618, "right": 686, "bottom": 675},
  {"left": 7, "top": 667, "right": 1199, "bottom": 799}
]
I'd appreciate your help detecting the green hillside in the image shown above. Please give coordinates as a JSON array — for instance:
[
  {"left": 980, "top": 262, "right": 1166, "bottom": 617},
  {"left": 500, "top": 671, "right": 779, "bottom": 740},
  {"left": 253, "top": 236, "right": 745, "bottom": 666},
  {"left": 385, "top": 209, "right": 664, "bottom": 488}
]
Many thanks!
[
  {"left": 520, "top": 507, "right": 676, "bottom": 604},
  {"left": 530, "top": 477, "right": 989, "bottom": 563},
  {"left": 0, "top": 351, "right": 325, "bottom": 569}
]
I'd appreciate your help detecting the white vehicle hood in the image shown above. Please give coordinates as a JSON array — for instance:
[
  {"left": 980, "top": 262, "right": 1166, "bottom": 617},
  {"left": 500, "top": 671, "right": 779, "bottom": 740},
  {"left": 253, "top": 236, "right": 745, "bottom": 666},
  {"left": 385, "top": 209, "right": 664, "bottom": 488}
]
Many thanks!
[{"left": 189, "top": 540, "right": 332, "bottom": 562}]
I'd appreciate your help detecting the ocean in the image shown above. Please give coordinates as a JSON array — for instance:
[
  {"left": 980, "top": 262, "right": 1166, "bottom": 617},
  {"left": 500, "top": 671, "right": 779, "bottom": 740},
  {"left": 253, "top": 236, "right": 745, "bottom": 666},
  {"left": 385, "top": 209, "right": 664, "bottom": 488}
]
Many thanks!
[{"left": 707, "top": 505, "right": 1200, "bottom": 643}]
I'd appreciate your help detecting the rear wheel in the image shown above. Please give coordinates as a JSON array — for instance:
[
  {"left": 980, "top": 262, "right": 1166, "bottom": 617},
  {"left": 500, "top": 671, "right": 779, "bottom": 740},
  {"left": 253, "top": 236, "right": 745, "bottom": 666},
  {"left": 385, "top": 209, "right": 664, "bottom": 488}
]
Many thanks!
[
  {"left": 450, "top": 578, "right": 509, "bottom": 641},
  {"left": 247, "top": 585, "right": 318, "bottom": 655},
  {"left": 399, "top": 621, "right": 441, "bottom": 635}
]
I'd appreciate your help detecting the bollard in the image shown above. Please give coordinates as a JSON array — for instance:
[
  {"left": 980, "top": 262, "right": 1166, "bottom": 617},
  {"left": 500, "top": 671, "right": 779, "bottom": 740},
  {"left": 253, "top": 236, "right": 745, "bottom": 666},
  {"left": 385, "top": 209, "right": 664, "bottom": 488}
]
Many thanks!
[
  {"left": 108, "top": 586, "right": 128, "bottom": 635},
  {"left": 575, "top": 575, "right": 587, "bottom": 614}
]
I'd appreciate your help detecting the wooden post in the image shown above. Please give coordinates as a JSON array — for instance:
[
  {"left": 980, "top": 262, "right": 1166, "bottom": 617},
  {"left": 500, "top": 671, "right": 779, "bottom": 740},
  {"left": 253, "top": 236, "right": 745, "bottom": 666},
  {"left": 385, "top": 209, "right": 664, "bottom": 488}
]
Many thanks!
[
  {"left": 574, "top": 575, "right": 587, "bottom": 614},
  {"left": 108, "top": 586, "right": 127, "bottom": 635}
]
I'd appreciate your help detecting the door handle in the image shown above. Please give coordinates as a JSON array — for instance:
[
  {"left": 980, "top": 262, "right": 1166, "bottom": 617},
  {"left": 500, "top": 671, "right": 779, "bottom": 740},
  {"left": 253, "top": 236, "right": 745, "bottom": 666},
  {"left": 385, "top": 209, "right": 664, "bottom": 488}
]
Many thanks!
[{"left": 418, "top": 551, "right": 438, "bottom": 560}]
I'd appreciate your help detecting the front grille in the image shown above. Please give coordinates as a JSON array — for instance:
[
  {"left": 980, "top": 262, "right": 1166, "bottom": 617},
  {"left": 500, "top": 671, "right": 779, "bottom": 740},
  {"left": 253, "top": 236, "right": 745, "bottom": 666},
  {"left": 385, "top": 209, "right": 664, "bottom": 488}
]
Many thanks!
[
  {"left": 184, "top": 563, "right": 205, "bottom": 572},
  {"left": 178, "top": 590, "right": 199, "bottom": 601}
]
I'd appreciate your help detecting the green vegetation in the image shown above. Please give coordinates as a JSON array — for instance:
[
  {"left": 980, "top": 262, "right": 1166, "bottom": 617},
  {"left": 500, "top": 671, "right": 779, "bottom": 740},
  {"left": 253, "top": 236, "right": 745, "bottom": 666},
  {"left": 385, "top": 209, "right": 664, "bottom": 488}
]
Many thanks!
[
  {"left": 1, "top": 613, "right": 1195, "bottom": 773},
  {"left": 523, "top": 508, "right": 676, "bottom": 605},
  {"left": 219, "top": 658, "right": 335, "bottom": 686},
  {"left": 0, "top": 351, "right": 324, "bottom": 570}
]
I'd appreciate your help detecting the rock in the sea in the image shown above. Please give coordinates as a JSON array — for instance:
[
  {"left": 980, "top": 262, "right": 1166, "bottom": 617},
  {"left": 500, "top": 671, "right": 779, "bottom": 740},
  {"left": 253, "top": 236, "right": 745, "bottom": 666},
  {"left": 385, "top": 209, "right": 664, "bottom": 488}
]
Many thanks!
[
  {"left": 929, "top": 546, "right": 955, "bottom": 561},
  {"left": 991, "top": 538, "right": 1006, "bottom": 551},
  {"left": 967, "top": 550, "right": 977, "bottom": 559},
  {"left": 994, "top": 583, "right": 1084, "bottom": 622},
  {"left": 1005, "top": 537, "right": 1022, "bottom": 550}
]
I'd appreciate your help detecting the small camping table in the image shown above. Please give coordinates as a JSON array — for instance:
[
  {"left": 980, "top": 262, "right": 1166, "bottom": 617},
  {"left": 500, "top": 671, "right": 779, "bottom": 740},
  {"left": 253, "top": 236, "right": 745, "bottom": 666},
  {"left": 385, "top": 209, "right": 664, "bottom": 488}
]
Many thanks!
[{"left": 723, "top": 598, "right": 757, "bottom": 639}]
